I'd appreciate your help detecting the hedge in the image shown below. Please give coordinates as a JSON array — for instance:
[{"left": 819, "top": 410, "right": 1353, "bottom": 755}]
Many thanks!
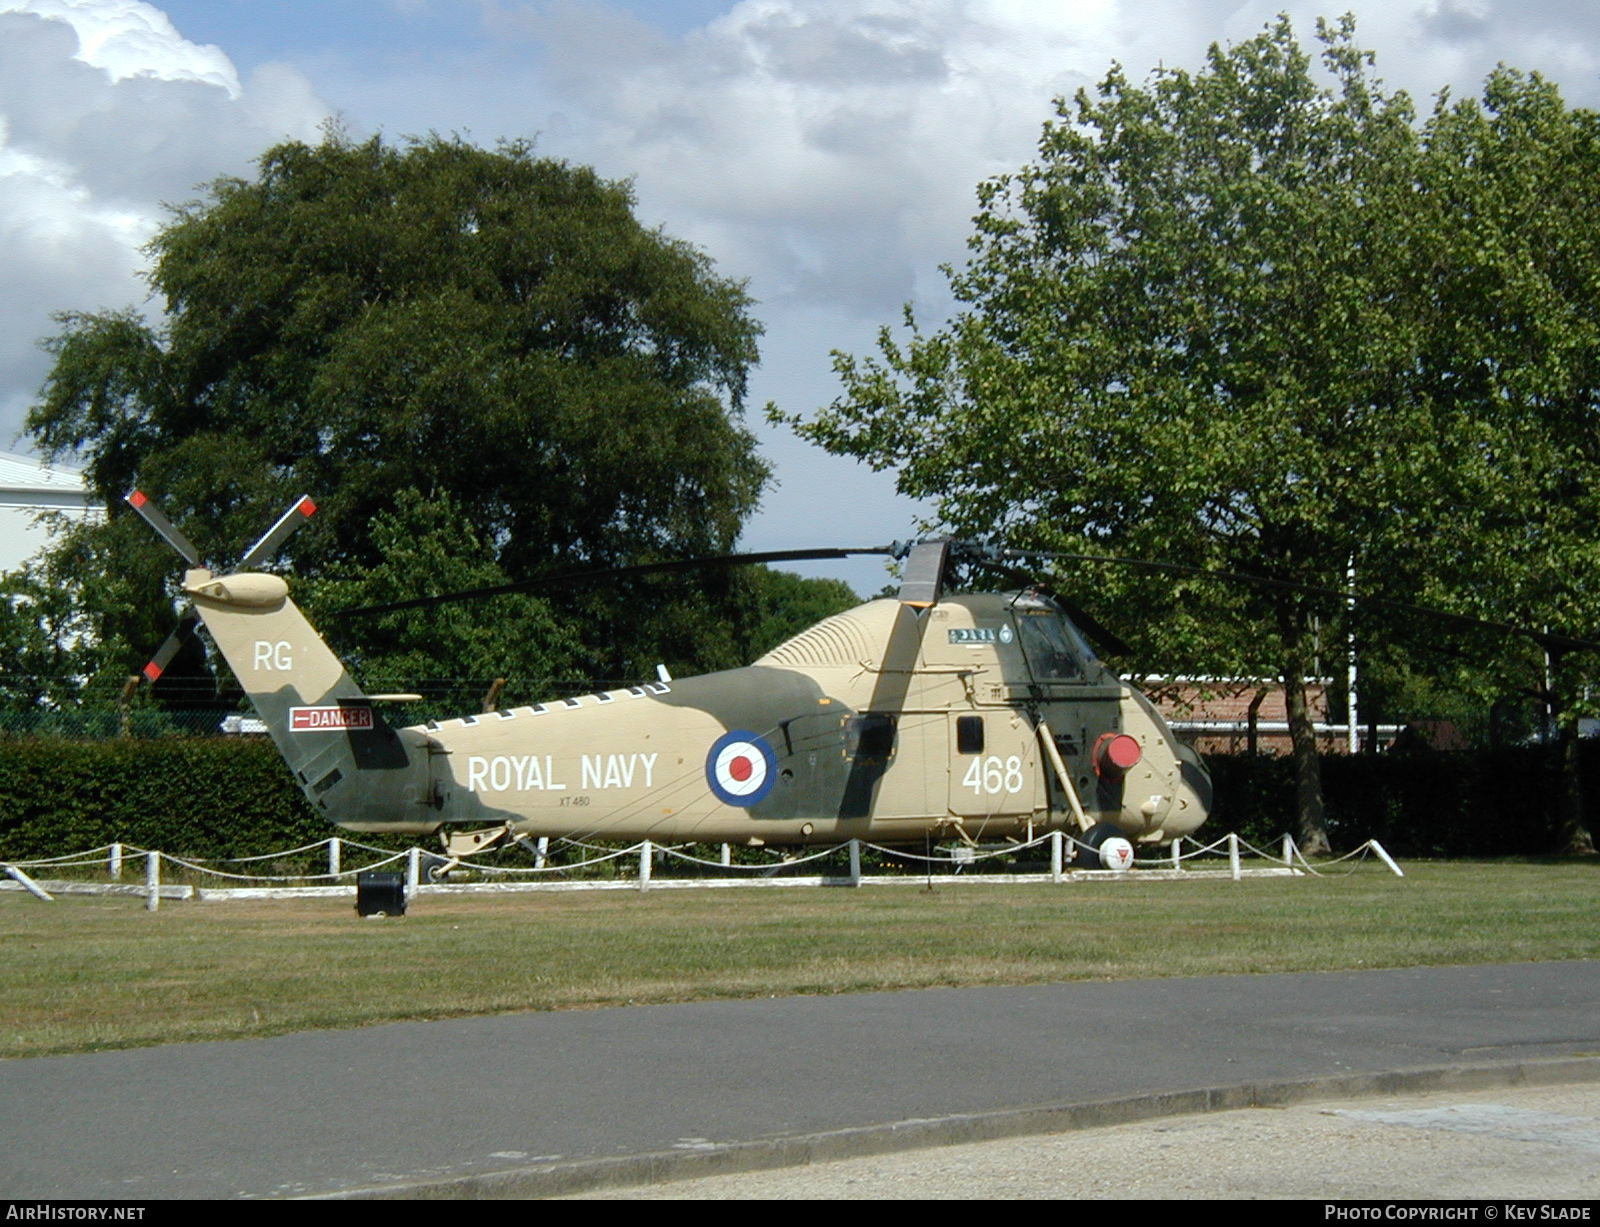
[
  {"left": 0, "top": 738, "right": 326, "bottom": 861},
  {"left": 1, "top": 736, "right": 1595, "bottom": 860}
]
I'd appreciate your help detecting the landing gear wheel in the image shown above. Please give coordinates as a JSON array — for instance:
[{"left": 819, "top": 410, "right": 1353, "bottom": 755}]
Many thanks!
[{"left": 1077, "top": 822, "right": 1132, "bottom": 870}]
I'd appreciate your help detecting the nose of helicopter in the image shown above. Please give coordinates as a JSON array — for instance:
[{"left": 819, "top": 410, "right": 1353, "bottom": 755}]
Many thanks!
[{"left": 1163, "top": 741, "right": 1213, "bottom": 837}]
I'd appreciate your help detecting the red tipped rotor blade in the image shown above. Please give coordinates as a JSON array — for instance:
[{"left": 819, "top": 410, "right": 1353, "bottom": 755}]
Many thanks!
[
  {"left": 141, "top": 610, "right": 198, "bottom": 683},
  {"left": 125, "top": 490, "right": 201, "bottom": 566},
  {"left": 238, "top": 494, "right": 316, "bottom": 570}
]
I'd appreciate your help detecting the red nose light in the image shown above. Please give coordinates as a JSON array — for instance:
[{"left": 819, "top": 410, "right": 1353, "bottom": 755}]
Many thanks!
[{"left": 1093, "top": 733, "right": 1141, "bottom": 778}]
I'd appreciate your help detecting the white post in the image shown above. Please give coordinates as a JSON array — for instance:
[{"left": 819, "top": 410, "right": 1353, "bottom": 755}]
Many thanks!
[
  {"left": 1347, "top": 557, "right": 1360, "bottom": 754},
  {"left": 639, "top": 840, "right": 652, "bottom": 890},
  {"left": 5, "top": 864, "right": 54, "bottom": 901},
  {"left": 145, "top": 850, "right": 161, "bottom": 912},
  {"left": 848, "top": 839, "right": 861, "bottom": 887},
  {"left": 720, "top": 843, "right": 731, "bottom": 867},
  {"left": 1228, "top": 832, "right": 1241, "bottom": 881},
  {"left": 328, "top": 837, "right": 341, "bottom": 879},
  {"left": 406, "top": 847, "right": 420, "bottom": 897},
  {"left": 535, "top": 836, "right": 548, "bottom": 870},
  {"left": 109, "top": 842, "right": 123, "bottom": 880},
  {"left": 1368, "top": 839, "right": 1406, "bottom": 878},
  {"left": 1282, "top": 833, "right": 1295, "bottom": 869},
  {"left": 1171, "top": 838, "right": 1182, "bottom": 871},
  {"left": 1050, "top": 830, "right": 1063, "bottom": 882}
]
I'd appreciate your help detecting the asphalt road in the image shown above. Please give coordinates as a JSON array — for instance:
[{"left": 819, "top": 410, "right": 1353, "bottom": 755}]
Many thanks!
[{"left": 4, "top": 961, "right": 1600, "bottom": 1199}]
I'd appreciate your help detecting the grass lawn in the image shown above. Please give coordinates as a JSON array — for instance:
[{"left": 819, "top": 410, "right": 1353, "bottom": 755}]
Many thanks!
[{"left": 3, "top": 860, "right": 1596, "bottom": 1058}]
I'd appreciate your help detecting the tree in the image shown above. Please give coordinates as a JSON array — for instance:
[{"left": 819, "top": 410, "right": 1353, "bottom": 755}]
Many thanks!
[
  {"left": 738, "top": 568, "right": 861, "bottom": 660},
  {"left": 0, "top": 548, "right": 96, "bottom": 712},
  {"left": 28, "top": 133, "right": 770, "bottom": 687},
  {"left": 1402, "top": 70, "right": 1600, "bottom": 851},
  {"left": 0, "top": 514, "right": 187, "bottom": 713},
  {"left": 299, "top": 489, "right": 583, "bottom": 714},
  {"left": 787, "top": 19, "right": 1600, "bottom": 853},
  {"left": 787, "top": 18, "right": 1436, "bottom": 851}
]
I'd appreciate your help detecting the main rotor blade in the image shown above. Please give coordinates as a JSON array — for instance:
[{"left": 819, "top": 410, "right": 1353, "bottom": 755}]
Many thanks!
[
  {"left": 992, "top": 546, "right": 1600, "bottom": 657},
  {"left": 238, "top": 495, "right": 317, "bottom": 570},
  {"left": 897, "top": 539, "right": 949, "bottom": 608},
  {"left": 125, "top": 490, "right": 201, "bottom": 567},
  {"left": 334, "top": 546, "right": 900, "bottom": 618},
  {"left": 1049, "top": 595, "right": 1134, "bottom": 659}
]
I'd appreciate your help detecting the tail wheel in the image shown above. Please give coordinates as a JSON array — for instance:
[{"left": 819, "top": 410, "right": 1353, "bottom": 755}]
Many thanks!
[{"left": 424, "top": 854, "right": 458, "bottom": 883}]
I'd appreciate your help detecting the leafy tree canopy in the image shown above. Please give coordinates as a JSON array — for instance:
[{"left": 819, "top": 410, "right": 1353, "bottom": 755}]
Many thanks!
[
  {"left": 0, "top": 540, "right": 96, "bottom": 712},
  {"left": 299, "top": 489, "right": 583, "bottom": 715},
  {"left": 782, "top": 16, "right": 1600, "bottom": 849},
  {"left": 28, "top": 132, "right": 774, "bottom": 686}
]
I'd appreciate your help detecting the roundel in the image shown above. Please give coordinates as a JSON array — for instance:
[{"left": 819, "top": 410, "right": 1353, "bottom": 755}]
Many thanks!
[{"left": 706, "top": 730, "right": 777, "bottom": 807}]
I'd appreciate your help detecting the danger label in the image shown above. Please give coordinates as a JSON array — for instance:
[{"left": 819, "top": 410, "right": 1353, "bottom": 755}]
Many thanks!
[{"left": 290, "top": 706, "right": 374, "bottom": 732}]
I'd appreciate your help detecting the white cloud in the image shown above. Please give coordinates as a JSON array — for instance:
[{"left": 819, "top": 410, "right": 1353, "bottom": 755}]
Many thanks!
[
  {"left": 3, "top": 0, "right": 241, "bottom": 95},
  {"left": 228, "top": 0, "right": 1600, "bottom": 344},
  {"left": 0, "top": 1, "right": 330, "bottom": 448},
  {"left": 504, "top": 1, "right": 1105, "bottom": 317}
]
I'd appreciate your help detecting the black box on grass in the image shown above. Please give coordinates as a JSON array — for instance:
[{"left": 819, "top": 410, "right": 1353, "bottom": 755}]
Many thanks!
[{"left": 356, "top": 870, "right": 406, "bottom": 917}]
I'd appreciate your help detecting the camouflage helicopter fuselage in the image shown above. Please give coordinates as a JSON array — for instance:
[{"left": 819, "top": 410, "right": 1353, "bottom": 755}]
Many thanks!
[{"left": 185, "top": 568, "right": 1210, "bottom": 849}]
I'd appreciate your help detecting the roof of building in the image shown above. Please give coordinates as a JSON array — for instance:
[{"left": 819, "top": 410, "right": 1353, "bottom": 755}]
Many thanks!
[{"left": 0, "top": 450, "right": 88, "bottom": 496}]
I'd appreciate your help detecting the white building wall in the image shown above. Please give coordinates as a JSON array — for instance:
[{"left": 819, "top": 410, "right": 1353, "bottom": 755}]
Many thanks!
[{"left": 0, "top": 450, "right": 95, "bottom": 576}]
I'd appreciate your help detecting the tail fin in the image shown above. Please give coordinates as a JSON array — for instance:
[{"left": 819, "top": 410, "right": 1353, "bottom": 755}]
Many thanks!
[
  {"left": 126, "top": 490, "right": 434, "bottom": 830},
  {"left": 184, "top": 567, "right": 429, "bottom": 826}
]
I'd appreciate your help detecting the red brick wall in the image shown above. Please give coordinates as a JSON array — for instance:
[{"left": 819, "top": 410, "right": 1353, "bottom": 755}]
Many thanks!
[{"left": 1139, "top": 678, "right": 1347, "bottom": 755}]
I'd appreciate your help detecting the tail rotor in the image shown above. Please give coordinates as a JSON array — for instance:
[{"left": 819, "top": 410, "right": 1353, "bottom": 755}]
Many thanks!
[{"left": 126, "top": 489, "right": 317, "bottom": 686}]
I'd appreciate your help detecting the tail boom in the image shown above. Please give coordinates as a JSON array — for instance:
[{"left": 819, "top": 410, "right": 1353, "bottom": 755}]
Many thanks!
[{"left": 185, "top": 568, "right": 436, "bottom": 830}]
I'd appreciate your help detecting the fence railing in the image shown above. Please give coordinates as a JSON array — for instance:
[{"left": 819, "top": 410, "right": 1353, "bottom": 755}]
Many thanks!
[{"left": 0, "top": 831, "right": 1403, "bottom": 909}]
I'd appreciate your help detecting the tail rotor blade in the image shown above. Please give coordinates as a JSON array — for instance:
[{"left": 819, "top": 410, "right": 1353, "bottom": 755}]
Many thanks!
[
  {"left": 238, "top": 495, "right": 317, "bottom": 570},
  {"left": 125, "top": 490, "right": 201, "bottom": 567},
  {"left": 141, "top": 609, "right": 199, "bottom": 683}
]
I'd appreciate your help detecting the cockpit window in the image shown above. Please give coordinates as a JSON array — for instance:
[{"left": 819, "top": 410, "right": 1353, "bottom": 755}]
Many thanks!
[{"left": 1014, "top": 608, "right": 1092, "bottom": 681}]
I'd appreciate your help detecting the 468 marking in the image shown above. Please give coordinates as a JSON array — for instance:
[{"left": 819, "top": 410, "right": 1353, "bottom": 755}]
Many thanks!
[{"left": 962, "top": 755, "right": 1024, "bottom": 795}]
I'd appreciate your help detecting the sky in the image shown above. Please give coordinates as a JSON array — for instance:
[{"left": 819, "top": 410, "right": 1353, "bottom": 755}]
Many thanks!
[{"left": 4, "top": 0, "right": 1600, "bottom": 593}]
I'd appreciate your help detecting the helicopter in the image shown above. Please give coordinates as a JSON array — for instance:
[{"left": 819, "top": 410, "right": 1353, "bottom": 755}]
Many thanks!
[{"left": 128, "top": 490, "right": 1214, "bottom": 867}]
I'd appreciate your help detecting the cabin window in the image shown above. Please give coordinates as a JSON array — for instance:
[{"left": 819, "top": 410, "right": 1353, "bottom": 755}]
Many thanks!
[{"left": 956, "top": 715, "right": 985, "bottom": 755}]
